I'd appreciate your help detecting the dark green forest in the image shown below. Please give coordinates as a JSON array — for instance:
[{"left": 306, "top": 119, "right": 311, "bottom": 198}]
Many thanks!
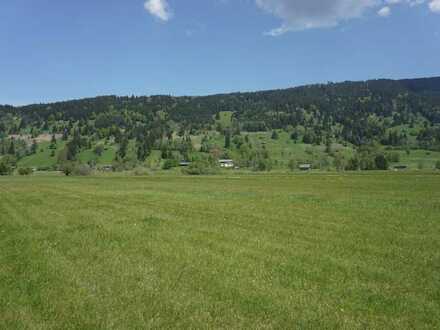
[{"left": 1, "top": 77, "right": 440, "bottom": 174}]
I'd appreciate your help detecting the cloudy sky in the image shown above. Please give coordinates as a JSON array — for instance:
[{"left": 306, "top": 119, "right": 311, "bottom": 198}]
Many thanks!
[{"left": 1, "top": 0, "right": 439, "bottom": 105}]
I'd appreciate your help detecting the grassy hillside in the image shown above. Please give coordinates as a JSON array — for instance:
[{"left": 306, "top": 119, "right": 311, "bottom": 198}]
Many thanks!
[
  {"left": 17, "top": 141, "right": 66, "bottom": 169},
  {"left": 16, "top": 140, "right": 118, "bottom": 169},
  {"left": 77, "top": 146, "right": 116, "bottom": 165},
  {"left": 1, "top": 173, "right": 439, "bottom": 328}
]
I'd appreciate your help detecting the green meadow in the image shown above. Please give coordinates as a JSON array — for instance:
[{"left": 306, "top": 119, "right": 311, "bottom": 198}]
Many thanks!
[{"left": 1, "top": 173, "right": 440, "bottom": 329}]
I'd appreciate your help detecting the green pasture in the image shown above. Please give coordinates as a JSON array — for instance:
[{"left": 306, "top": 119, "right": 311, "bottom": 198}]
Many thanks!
[{"left": 1, "top": 173, "right": 439, "bottom": 329}]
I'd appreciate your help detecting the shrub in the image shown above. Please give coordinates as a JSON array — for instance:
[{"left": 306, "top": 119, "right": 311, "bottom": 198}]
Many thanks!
[
  {"left": 435, "top": 161, "right": 440, "bottom": 170},
  {"left": 346, "top": 157, "right": 360, "bottom": 171},
  {"left": 333, "top": 154, "right": 347, "bottom": 171},
  {"left": 316, "top": 156, "right": 331, "bottom": 171},
  {"left": 290, "top": 131, "right": 299, "bottom": 141},
  {"left": 37, "top": 166, "right": 53, "bottom": 172},
  {"left": 0, "top": 161, "right": 12, "bottom": 176},
  {"left": 133, "top": 167, "right": 150, "bottom": 176},
  {"left": 18, "top": 167, "right": 33, "bottom": 176},
  {"left": 253, "top": 158, "right": 272, "bottom": 172},
  {"left": 183, "top": 159, "right": 219, "bottom": 175},
  {"left": 163, "top": 159, "right": 179, "bottom": 170},
  {"left": 73, "top": 164, "right": 92, "bottom": 176},
  {"left": 288, "top": 159, "right": 297, "bottom": 171},
  {"left": 60, "top": 162, "right": 74, "bottom": 176},
  {"left": 374, "top": 154, "right": 389, "bottom": 170},
  {"left": 112, "top": 158, "right": 136, "bottom": 172}
]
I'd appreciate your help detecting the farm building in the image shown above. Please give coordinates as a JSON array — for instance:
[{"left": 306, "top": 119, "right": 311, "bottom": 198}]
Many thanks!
[
  {"left": 100, "top": 165, "right": 113, "bottom": 172},
  {"left": 219, "top": 159, "right": 234, "bottom": 168},
  {"left": 179, "top": 161, "right": 191, "bottom": 167},
  {"left": 299, "top": 164, "right": 312, "bottom": 171}
]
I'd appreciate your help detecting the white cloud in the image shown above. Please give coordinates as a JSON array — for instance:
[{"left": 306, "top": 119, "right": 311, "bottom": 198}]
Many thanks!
[
  {"left": 429, "top": 0, "right": 440, "bottom": 12},
  {"left": 256, "top": 0, "right": 380, "bottom": 35},
  {"left": 378, "top": 6, "right": 392, "bottom": 16},
  {"left": 386, "top": 0, "right": 401, "bottom": 4},
  {"left": 141, "top": 0, "right": 440, "bottom": 32},
  {"left": 256, "top": 0, "right": 438, "bottom": 35},
  {"left": 144, "top": 0, "right": 173, "bottom": 21},
  {"left": 385, "top": 0, "right": 440, "bottom": 13}
]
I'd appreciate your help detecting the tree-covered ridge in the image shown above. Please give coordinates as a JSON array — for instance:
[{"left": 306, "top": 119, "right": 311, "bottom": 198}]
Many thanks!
[{"left": 1, "top": 76, "right": 440, "bottom": 174}]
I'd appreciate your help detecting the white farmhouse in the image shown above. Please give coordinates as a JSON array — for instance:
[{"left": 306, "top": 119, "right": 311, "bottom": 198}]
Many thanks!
[{"left": 219, "top": 159, "right": 234, "bottom": 168}]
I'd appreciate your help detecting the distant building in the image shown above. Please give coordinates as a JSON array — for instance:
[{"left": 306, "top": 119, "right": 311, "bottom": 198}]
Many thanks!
[
  {"left": 100, "top": 165, "right": 113, "bottom": 172},
  {"left": 219, "top": 159, "right": 234, "bottom": 168},
  {"left": 299, "top": 164, "right": 312, "bottom": 171},
  {"left": 179, "top": 161, "right": 191, "bottom": 167}
]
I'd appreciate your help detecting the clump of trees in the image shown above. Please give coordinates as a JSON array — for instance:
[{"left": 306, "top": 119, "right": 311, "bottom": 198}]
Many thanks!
[
  {"left": 344, "top": 146, "right": 390, "bottom": 171},
  {"left": 0, "top": 156, "right": 16, "bottom": 175},
  {"left": 0, "top": 160, "right": 12, "bottom": 175},
  {"left": 60, "top": 162, "right": 92, "bottom": 176},
  {"left": 183, "top": 156, "right": 220, "bottom": 175},
  {"left": 18, "top": 167, "right": 33, "bottom": 176}
]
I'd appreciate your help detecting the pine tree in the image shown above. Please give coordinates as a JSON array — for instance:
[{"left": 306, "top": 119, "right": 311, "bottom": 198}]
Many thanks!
[
  {"left": 224, "top": 130, "right": 231, "bottom": 149},
  {"left": 118, "top": 136, "right": 129, "bottom": 159}
]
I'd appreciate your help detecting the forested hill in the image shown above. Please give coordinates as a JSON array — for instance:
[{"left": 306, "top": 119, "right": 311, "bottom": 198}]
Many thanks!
[
  {"left": 1, "top": 76, "right": 440, "bottom": 173},
  {"left": 2, "top": 76, "right": 440, "bottom": 129}
]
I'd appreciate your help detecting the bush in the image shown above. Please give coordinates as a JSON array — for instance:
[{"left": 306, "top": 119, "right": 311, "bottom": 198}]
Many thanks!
[
  {"left": 288, "top": 159, "right": 297, "bottom": 171},
  {"left": 0, "top": 161, "right": 12, "bottom": 176},
  {"left": 374, "top": 154, "right": 389, "bottom": 170},
  {"left": 435, "top": 161, "right": 440, "bottom": 170},
  {"left": 316, "top": 156, "right": 331, "bottom": 171},
  {"left": 333, "top": 154, "right": 347, "bottom": 171},
  {"left": 133, "top": 167, "right": 150, "bottom": 176},
  {"left": 253, "top": 158, "right": 272, "bottom": 172},
  {"left": 18, "top": 167, "right": 33, "bottom": 176},
  {"left": 163, "top": 159, "right": 179, "bottom": 170},
  {"left": 183, "top": 159, "right": 219, "bottom": 175},
  {"left": 37, "top": 166, "right": 54, "bottom": 172},
  {"left": 290, "top": 131, "right": 299, "bottom": 141},
  {"left": 346, "top": 157, "right": 360, "bottom": 171},
  {"left": 112, "top": 158, "right": 136, "bottom": 172},
  {"left": 60, "top": 162, "right": 74, "bottom": 176},
  {"left": 73, "top": 164, "right": 92, "bottom": 176}
]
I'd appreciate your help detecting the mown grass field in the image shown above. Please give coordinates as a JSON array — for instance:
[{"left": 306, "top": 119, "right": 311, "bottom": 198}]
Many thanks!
[{"left": 1, "top": 173, "right": 440, "bottom": 329}]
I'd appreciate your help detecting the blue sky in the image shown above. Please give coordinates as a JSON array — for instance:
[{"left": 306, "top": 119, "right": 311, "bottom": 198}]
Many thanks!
[{"left": 1, "top": 0, "right": 439, "bottom": 105}]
